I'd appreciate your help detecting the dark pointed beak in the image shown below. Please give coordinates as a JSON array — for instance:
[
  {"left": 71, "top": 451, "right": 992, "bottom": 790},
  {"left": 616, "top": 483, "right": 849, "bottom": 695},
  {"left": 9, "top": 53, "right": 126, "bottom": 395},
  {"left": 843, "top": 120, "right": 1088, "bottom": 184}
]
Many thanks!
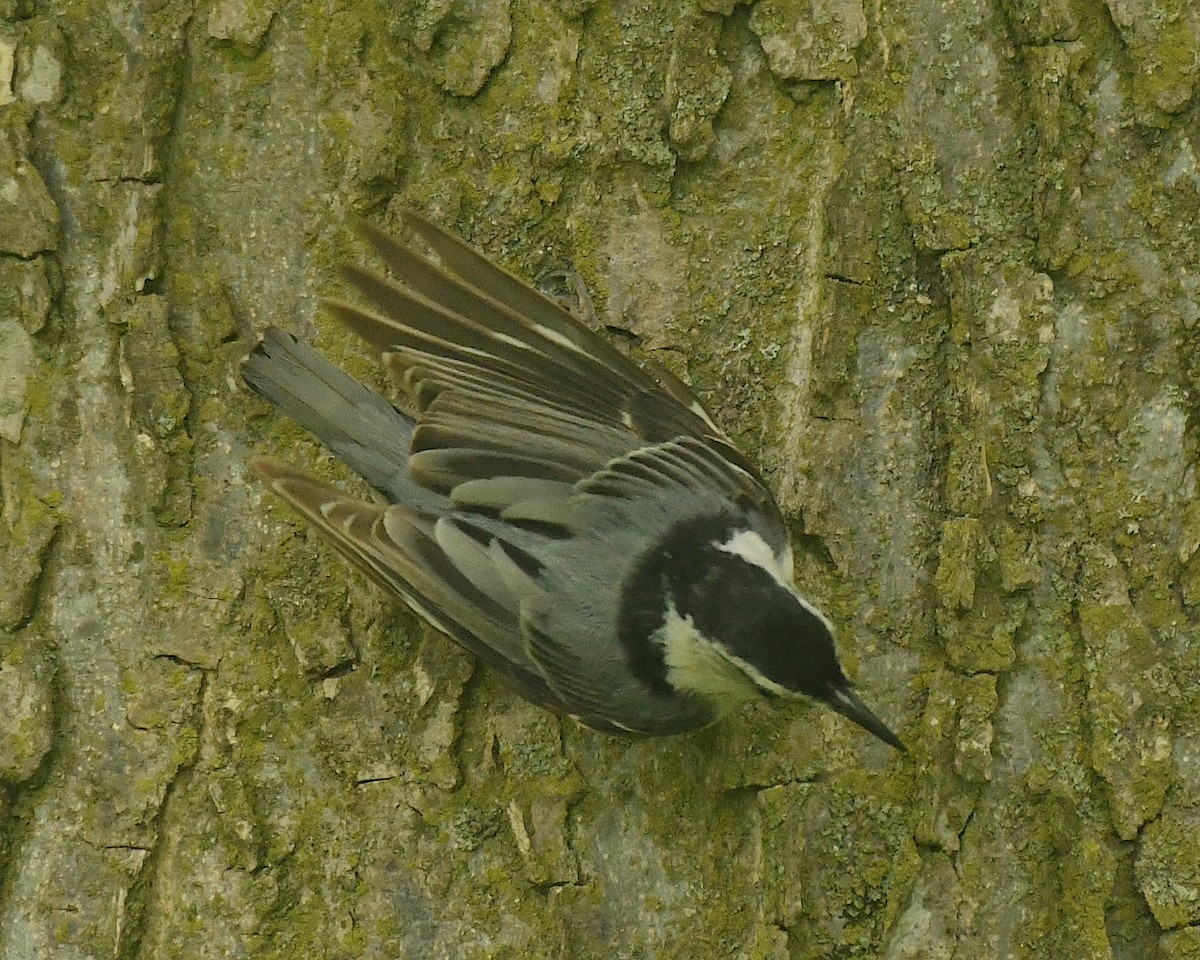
[{"left": 826, "top": 686, "right": 907, "bottom": 752}]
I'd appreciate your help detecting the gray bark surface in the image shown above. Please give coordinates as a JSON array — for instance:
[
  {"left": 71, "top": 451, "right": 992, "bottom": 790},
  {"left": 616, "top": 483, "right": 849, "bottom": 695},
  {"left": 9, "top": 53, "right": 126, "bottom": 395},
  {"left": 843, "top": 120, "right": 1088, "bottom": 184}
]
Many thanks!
[{"left": 1, "top": 1, "right": 1197, "bottom": 958}]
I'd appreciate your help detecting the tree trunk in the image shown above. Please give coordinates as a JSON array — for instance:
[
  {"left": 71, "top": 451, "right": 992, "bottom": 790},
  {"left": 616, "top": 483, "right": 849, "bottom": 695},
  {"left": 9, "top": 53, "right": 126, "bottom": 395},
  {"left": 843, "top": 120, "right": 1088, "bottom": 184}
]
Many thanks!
[{"left": 2, "top": 1, "right": 1197, "bottom": 958}]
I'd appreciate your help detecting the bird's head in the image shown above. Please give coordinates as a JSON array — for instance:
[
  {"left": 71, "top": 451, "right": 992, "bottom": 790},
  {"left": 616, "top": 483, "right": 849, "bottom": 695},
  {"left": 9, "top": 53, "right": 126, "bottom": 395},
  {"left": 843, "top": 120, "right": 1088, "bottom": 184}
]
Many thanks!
[{"left": 640, "top": 520, "right": 906, "bottom": 750}]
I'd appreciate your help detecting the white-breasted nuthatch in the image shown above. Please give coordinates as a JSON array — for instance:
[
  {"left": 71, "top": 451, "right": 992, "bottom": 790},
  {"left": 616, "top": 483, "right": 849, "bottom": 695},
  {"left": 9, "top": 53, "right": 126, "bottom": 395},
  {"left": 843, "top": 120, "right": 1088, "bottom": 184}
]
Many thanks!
[{"left": 242, "top": 212, "right": 905, "bottom": 749}]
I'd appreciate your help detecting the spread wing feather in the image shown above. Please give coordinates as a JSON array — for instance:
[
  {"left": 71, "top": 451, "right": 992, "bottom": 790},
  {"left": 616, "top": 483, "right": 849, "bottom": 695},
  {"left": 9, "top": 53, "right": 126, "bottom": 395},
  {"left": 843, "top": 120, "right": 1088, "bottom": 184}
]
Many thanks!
[
  {"left": 366, "top": 215, "right": 666, "bottom": 396},
  {"left": 253, "top": 456, "right": 577, "bottom": 714},
  {"left": 314, "top": 214, "right": 773, "bottom": 530}
]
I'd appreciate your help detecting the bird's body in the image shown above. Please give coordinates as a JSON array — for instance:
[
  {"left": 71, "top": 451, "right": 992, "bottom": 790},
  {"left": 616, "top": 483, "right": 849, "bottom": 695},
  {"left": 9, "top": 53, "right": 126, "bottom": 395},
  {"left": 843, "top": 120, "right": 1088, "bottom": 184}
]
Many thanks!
[{"left": 243, "top": 212, "right": 903, "bottom": 748}]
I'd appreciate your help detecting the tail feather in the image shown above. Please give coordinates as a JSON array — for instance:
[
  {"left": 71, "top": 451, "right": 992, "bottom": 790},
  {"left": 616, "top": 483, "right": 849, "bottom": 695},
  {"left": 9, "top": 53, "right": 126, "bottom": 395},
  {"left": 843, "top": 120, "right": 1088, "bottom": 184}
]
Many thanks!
[{"left": 242, "top": 328, "right": 418, "bottom": 502}]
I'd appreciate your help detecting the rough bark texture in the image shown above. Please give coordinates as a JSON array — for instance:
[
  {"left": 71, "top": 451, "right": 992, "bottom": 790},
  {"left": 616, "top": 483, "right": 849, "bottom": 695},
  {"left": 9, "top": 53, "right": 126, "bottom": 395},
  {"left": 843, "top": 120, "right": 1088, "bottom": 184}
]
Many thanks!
[{"left": 2, "top": 1, "right": 1198, "bottom": 958}]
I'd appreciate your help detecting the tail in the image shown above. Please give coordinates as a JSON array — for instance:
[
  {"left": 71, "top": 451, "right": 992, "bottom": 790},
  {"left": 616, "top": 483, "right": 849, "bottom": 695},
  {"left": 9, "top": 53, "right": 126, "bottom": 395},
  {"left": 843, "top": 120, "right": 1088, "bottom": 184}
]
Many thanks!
[{"left": 242, "top": 327, "right": 415, "bottom": 501}]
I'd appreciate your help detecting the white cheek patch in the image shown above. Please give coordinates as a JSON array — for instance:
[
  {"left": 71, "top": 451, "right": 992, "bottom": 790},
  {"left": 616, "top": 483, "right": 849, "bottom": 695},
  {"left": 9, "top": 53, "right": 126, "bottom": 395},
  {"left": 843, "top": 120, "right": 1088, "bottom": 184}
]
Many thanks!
[
  {"left": 715, "top": 529, "right": 794, "bottom": 586},
  {"left": 713, "top": 529, "right": 834, "bottom": 635}
]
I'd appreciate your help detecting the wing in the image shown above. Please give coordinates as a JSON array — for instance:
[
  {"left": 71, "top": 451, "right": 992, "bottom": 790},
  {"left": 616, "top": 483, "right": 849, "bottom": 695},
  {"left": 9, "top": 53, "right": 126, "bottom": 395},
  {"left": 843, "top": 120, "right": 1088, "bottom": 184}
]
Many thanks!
[
  {"left": 251, "top": 456, "right": 576, "bottom": 716},
  {"left": 323, "top": 211, "right": 781, "bottom": 526}
]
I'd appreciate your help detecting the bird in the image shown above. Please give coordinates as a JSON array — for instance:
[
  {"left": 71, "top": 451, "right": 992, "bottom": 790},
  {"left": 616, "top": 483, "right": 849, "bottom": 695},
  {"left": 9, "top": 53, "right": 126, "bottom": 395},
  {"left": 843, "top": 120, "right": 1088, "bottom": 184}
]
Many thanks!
[{"left": 241, "top": 210, "right": 905, "bottom": 750}]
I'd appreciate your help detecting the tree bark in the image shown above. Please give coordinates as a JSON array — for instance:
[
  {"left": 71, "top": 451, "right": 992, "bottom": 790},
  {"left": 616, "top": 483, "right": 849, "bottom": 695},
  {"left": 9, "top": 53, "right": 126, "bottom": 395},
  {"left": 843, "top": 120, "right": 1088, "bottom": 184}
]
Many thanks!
[{"left": 1, "top": 1, "right": 1197, "bottom": 958}]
